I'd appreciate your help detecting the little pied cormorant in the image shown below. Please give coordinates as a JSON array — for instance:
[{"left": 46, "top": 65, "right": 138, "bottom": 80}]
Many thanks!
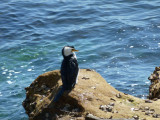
[
  {"left": 61, "top": 46, "right": 79, "bottom": 90},
  {"left": 53, "top": 46, "right": 79, "bottom": 102}
]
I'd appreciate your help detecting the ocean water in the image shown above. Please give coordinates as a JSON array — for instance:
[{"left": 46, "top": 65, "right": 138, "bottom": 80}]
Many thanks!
[{"left": 0, "top": 0, "right": 160, "bottom": 119}]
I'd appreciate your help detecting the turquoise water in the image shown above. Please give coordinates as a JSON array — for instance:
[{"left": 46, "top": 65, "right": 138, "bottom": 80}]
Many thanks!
[{"left": 0, "top": 0, "right": 160, "bottom": 119}]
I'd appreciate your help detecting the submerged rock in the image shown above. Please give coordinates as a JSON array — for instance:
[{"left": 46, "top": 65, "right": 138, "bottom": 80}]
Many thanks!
[{"left": 23, "top": 69, "right": 160, "bottom": 120}]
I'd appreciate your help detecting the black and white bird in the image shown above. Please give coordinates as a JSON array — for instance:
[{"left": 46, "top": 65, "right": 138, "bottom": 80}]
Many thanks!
[
  {"left": 61, "top": 46, "right": 79, "bottom": 90},
  {"left": 53, "top": 46, "right": 79, "bottom": 102}
]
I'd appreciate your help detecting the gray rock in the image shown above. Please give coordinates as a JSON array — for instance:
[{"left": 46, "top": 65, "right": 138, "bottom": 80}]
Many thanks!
[
  {"left": 153, "top": 114, "right": 160, "bottom": 118},
  {"left": 109, "top": 102, "right": 115, "bottom": 106},
  {"left": 145, "top": 99, "right": 152, "bottom": 103},
  {"left": 144, "top": 106, "right": 150, "bottom": 110},
  {"left": 153, "top": 98, "right": 158, "bottom": 101},
  {"left": 91, "top": 86, "right": 96, "bottom": 89},
  {"left": 141, "top": 118, "right": 146, "bottom": 120},
  {"left": 116, "top": 93, "right": 122, "bottom": 98},
  {"left": 100, "top": 105, "right": 107, "bottom": 112},
  {"left": 86, "top": 69, "right": 95, "bottom": 71},
  {"left": 86, "top": 113, "right": 134, "bottom": 120},
  {"left": 85, "top": 113, "right": 101, "bottom": 120},
  {"left": 99, "top": 105, "right": 113, "bottom": 112},
  {"left": 110, "top": 98, "right": 116, "bottom": 101},
  {"left": 145, "top": 109, "right": 155, "bottom": 115},
  {"left": 133, "top": 108, "right": 139, "bottom": 111},
  {"left": 112, "top": 110, "right": 118, "bottom": 113},
  {"left": 132, "top": 115, "right": 139, "bottom": 120},
  {"left": 106, "top": 105, "right": 113, "bottom": 112},
  {"left": 145, "top": 111, "right": 150, "bottom": 115},
  {"left": 128, "top": 99, "right": 134, "bottom": 102},
  {"left": 82, "top": 77, "right": 90, "bottom": 80},
  {"left": 149, "top": 109, "right": 155, "bottom": 114}
]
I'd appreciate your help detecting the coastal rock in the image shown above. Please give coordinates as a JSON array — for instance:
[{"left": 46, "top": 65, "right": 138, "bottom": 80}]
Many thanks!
[
  {"left": 23, "top": 69, "right": 160, "bottom": 120},
  {"left": 148, "top": 66, "right": 160, "bottom": 99}
]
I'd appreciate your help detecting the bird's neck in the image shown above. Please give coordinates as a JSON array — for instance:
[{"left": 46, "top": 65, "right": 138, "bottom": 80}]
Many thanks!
[{"left": 63, "top": 54, "right": 73, "bottom": 60}]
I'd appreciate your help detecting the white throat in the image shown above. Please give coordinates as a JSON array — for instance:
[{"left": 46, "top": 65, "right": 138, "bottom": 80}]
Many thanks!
[{"left": 64, "top": 47, "right": 73, "bottom": 56}]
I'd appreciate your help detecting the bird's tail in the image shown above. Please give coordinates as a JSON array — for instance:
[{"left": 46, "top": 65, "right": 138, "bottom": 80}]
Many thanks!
[{"left": 53, "top": 87, "right": 65, "bottom": 102}]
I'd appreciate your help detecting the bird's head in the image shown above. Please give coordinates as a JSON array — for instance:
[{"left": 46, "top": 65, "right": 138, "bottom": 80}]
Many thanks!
[{"left": 62, "top": 46, "right": 78, "bottom": 57}]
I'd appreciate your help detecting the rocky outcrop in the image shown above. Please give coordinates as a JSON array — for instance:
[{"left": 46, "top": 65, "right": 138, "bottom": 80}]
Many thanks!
[
  {"left": 23, "top": 69, "right": 160, "bottom": 120},
  {"left": 148, "top": 67, "right": 160, "bottom": 99}
]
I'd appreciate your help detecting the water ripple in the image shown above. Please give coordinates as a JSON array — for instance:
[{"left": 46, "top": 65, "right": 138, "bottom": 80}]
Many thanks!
[{"left": 0, "top": 0, "right": 160, "bottom": 119}]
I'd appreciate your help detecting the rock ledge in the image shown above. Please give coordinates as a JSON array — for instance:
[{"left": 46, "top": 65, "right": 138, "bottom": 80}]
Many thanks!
[{"left": 23, "top": 69, "right": 160, "bottom": 120}]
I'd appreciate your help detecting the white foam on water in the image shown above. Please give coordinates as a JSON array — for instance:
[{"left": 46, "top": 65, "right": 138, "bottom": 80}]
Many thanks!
[
  {"left": 145, "top": 81, "right": 150, "bottom": 84},
  {"left": 0, "top": 92, "right": 2, "bottom": 96},
  {"left": 28, "top": 62, "right": 32, "bottom": 64},
  {"left": 130, "top": 46, "right": 134, "bottom": 48},
  {"left": 1, "top": 67, "right": 5, "bottom": 70},
  {"left": 14, "top": 76, "right": 18, "bottom": 78},
  {"left": 15, "top": 71, "right": 21, "bottom": 74},
  {"left": 7, "top": 81, "right": 13, "bottom": 84},
  {"left": 131, "top": 84, "right": 138, "bottom": 87},
  {"left": 9, "top": 73, "right": 12, "bottom": 76},
  {"left": 21, "top": 65, "right": 27, "bottom": 68},
  {"left": 27, "top": 69, "right": 32, "bottom": 71},
  {"left": 158, "top": 43, "right": 160, "bottom": 47},
  {"left": 4, "top": 69, "right": 8, "bottom": 72},
  {"left": 9, "top": 70, "right": 15, "bottom": 72},
  {"left": 121, "top": 82, "right": 127, "bottom": 85},
  {"left": 13, "top": 104, "right": 18, "bottom": 107},
  {"left": 7, "top": 76, "right": 11, "bottom": 79},
  {"left": 2, "top": 72, "right": 6, "bottom": 74}
]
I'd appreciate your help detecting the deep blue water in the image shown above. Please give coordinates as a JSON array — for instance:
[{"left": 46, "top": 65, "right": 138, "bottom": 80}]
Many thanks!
[{"left": 0, "top": 0, "right": 160, "bottom": 119}]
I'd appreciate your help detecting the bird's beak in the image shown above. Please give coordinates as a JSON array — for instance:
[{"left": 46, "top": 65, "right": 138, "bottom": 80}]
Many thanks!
[{"left": 72, "top": 49, "right": 79, "bottom": 52}]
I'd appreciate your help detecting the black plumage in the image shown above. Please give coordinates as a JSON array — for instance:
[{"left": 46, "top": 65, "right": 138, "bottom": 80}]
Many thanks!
[
  {"left": 53, "top": 46, "right": 79, "bottom": 102},
  {"left": 61, "top": 47, "right": 79, "bottom": 90}
]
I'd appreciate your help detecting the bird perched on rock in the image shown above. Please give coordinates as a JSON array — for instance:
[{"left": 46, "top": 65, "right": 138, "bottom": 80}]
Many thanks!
[{"left": 53, "top": 46, "right": 79, "bottom": 102}]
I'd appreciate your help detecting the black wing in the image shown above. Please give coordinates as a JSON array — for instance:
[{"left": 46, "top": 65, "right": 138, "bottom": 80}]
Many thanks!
[
  {"left": 60, "top": 57, "right": 79, "bottom": 90},
  {"left": 61, "top": 59, "right": 67, "bottom": 90},
  {"left": 68, "top": 57, "right": 79, "bottom": 89}
]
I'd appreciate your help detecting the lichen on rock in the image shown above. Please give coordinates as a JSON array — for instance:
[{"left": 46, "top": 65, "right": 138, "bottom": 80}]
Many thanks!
[{"left": 23, "top": 69, "right": 160, "bottom": 120}]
